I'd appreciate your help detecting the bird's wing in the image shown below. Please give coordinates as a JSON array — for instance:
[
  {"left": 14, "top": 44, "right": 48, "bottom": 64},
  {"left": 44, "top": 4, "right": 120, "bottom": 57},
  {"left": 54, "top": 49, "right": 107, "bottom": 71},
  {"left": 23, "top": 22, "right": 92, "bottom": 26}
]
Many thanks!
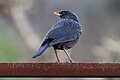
[
  {"left": 43, "top": 19, "right": 82, "bottom": 46},
  {"left": 50, "top": 33, "right": 79, "bottom": 46}
]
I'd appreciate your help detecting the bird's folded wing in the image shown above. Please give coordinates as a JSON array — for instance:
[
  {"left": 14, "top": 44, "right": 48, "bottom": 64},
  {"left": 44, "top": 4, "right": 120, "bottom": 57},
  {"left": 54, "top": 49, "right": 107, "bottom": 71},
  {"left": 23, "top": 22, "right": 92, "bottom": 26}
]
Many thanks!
[
  {"left": 50, "top": 33, "right": 78, "bottom": 46},
  {"left": 43, "top": 19, "right": 81, "bottom": 46}
]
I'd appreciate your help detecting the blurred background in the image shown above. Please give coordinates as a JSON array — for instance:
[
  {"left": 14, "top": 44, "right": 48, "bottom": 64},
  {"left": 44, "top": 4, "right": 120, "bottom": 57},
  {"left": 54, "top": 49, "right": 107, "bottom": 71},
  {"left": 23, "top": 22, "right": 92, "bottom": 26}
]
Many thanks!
[{"left": 0, "top": 0, "right": 120, "bottom": 80}]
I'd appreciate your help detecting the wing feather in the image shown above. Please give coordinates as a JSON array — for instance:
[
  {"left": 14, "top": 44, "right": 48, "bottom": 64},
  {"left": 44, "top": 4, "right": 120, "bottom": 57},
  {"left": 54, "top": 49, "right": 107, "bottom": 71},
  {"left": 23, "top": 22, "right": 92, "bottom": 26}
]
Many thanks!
[{"left": 43, "top": 19, "right": 82, "bottom": 46}]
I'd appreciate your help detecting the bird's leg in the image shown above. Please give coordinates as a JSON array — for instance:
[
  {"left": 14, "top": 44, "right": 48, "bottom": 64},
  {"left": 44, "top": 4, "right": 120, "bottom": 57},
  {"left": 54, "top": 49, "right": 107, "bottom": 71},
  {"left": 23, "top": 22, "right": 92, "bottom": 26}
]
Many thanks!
[
  {"left": 63, "top": 49, "right": 74, "bottom": 63},
  {"left": 54, "top": 48, "right": 60, "bottom": 63}
]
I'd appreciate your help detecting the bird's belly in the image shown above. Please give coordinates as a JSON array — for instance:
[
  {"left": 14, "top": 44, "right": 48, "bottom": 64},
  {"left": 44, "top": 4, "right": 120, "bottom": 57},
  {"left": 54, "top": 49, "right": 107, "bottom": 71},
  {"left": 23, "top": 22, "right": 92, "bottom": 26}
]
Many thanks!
[{"left": 53, "top": 39, "right": 78, "bottom": 50}]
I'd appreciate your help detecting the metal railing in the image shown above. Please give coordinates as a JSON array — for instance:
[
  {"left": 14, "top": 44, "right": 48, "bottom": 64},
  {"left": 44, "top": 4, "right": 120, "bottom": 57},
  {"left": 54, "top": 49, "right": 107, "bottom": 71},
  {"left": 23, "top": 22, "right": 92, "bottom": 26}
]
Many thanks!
[{"left": 0, "top": 63, "right": 119, "bottom": 77}]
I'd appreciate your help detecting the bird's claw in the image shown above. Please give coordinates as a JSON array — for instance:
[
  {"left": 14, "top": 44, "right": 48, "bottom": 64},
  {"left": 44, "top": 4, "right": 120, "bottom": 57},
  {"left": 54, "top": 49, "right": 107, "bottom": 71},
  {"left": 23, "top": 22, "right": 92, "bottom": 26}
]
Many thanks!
[
  {"left": 56, "top": 61, "right": 60, "bottom": 63},
  {"left": 66, "top": 60, "right": 74, "bottom": 63},
  {"left": 66, "top": 60, "right": 70, "bottom": 63},
  {"left": 70, "top": 60, "right": 74, "bottom": 63}
]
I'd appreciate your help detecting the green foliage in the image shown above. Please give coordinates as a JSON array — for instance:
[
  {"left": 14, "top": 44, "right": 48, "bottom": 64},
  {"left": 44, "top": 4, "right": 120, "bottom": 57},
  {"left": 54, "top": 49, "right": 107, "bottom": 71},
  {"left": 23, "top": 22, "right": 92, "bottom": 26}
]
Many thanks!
[{"left": 0, "top": 29, "right": 26, "bottom": 62}]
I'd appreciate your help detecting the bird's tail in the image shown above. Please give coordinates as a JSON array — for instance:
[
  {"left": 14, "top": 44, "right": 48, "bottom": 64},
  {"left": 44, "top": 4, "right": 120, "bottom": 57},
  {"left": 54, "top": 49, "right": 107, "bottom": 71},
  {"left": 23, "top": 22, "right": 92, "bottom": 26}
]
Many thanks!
[{"left": 32, "top": 40, "right": 51, "bottom": 58}]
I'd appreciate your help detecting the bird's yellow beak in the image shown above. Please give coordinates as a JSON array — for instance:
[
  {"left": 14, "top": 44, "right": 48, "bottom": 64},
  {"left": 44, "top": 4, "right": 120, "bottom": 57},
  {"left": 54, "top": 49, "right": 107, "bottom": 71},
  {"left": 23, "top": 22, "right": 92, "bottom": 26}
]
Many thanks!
[{"left": 53, "top": 12, "right": 61, "bottom": 16}]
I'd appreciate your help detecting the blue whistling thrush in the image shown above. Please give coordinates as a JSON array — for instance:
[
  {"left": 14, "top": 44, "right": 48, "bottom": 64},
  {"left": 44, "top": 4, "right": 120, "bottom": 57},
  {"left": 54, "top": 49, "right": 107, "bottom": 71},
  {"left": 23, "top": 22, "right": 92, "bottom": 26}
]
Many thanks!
[{"left": 32, "top": 10, "right": 83, "bottom": 63}]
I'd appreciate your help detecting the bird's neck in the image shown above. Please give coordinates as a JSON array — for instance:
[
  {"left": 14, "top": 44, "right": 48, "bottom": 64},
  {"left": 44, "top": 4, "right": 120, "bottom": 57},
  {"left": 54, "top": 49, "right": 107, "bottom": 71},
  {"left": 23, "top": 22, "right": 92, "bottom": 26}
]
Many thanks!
[
  {"left": 63, "top": 18, "right": 79, "bottom": 23},
  {"left": 72, "top": 18, "right": 79, "bottom": 23},
  {"left": 67, "top": 16, "right": 79, "bottom": 23}
]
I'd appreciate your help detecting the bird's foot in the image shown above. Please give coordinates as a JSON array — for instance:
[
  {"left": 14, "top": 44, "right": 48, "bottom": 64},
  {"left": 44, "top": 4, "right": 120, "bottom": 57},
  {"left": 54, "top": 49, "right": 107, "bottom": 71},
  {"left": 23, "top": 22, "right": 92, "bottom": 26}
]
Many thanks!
[
  {"left": 56, "top": 60, "right": 60, "bottom": 63},
  {"left": 66, "top": 60, "right": 74, "bottom": 63},
  {"left": 66, "top": 60, "right": 70, "bottom": 63},
  {"left": 70, "top": 60, "right": 74, "bottom": 63}
]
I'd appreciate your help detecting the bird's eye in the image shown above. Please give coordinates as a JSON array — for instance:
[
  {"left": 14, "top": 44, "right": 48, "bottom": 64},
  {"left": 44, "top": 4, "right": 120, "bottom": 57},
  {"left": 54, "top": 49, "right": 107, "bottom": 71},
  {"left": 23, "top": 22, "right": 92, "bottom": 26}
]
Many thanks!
[
  {"left": 62, "top": 12, "right": 66, "bottom": 14},
  {"left": 60, "top": 11, "right": 66, "bottom": 15}
]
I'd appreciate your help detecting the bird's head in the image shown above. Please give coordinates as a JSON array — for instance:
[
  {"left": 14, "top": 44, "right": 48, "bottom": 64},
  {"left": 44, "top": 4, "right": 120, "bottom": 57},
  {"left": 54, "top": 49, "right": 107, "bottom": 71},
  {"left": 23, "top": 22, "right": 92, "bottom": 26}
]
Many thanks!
[{"left": 53, "top": 10, "right": 79, "bottom": 22}]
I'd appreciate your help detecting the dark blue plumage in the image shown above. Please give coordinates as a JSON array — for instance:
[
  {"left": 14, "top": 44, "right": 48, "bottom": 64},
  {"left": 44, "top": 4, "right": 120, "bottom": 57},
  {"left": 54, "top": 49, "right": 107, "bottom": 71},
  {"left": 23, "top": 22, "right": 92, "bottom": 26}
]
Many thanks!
[{"left": 32, "top": 10, "right": 83, "bottom": 62}]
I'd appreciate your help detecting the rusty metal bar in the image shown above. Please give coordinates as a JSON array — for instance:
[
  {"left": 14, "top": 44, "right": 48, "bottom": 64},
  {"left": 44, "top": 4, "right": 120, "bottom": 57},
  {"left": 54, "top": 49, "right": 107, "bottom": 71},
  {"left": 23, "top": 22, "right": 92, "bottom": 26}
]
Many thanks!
[{"left": 0, "top": 63, "right": 119, "bottom": 77}]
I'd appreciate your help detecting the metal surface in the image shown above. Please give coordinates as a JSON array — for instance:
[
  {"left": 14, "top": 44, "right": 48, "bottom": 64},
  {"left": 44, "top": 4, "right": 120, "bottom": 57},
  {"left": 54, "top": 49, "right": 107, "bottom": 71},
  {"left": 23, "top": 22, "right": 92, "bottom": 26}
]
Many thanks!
[{"left": 0, "top": 63, "right": 119, "bottom": 77}]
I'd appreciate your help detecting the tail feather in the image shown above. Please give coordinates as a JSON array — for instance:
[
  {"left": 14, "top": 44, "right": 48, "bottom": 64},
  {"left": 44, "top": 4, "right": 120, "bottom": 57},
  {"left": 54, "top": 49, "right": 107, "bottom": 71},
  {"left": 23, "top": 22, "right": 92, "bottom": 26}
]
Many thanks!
[{"left": 32, "top": 41, "right": 50, "bottom": 58}]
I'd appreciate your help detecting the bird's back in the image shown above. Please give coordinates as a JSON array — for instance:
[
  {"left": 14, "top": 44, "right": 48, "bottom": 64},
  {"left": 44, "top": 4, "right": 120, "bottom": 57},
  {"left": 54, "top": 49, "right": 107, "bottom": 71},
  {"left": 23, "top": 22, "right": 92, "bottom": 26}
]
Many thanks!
[{"left": 43, "top": 19, "right": 82, "bottom": 49}]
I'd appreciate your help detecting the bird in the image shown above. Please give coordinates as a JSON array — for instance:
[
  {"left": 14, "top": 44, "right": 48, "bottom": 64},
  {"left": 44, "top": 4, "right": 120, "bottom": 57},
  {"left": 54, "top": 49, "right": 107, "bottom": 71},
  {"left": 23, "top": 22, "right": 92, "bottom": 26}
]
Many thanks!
[{"left": 32, "top": 10, "right": 83, "bottom": 63}]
